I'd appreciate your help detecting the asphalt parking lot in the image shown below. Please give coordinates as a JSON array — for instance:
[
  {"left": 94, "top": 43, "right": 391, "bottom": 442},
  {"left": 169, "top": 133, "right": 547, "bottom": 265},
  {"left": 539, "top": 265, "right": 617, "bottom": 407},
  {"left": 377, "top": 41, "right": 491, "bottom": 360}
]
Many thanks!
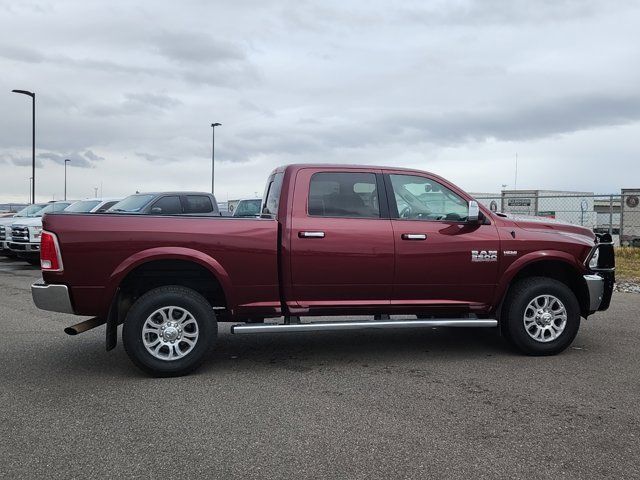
[{"left": 1, "top": 255, "right": 639, "bottom": 479}]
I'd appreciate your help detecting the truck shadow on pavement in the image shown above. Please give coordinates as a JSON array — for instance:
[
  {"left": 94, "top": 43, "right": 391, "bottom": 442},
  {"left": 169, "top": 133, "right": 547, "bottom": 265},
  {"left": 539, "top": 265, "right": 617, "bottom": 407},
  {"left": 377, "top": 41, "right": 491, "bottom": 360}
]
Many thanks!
[
  {"left": 31, "top": 326, "right": 511, "bottom": 378},
  {"left": 204, "top": 327, "right": 510, "bottom": 373}
]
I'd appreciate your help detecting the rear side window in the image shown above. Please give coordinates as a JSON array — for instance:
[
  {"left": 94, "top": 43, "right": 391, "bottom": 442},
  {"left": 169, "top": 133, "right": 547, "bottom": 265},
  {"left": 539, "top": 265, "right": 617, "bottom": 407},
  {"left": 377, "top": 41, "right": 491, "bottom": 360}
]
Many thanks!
[
  {"left": 184, "top": 195, "right": 214, "bottom": 214},
  {"left": 262, "top": 172, "right": 284, "bottom": 218},
  {"left": 151, "top": 196, "right": 182, "bottom": 215},
  {"left": 308, "top": 172, "right": 380, "bottom": 218}
]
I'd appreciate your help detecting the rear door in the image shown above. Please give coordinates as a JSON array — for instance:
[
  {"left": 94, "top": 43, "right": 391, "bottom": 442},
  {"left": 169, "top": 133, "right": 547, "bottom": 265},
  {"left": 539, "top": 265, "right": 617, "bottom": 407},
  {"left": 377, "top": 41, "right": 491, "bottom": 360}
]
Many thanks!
[
  {"left": 289, "top": 168, "right": 394, "bottom": 309},
  {"left": 386, "top": 172, "right": 500, "bottom": 307}
]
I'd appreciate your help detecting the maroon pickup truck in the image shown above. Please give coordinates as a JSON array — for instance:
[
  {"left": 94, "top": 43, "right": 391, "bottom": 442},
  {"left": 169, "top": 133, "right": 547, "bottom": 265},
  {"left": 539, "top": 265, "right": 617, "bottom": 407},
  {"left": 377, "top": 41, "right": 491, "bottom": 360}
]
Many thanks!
[{"left": 32, "top": 164, "right": 615, "bottom": 376}]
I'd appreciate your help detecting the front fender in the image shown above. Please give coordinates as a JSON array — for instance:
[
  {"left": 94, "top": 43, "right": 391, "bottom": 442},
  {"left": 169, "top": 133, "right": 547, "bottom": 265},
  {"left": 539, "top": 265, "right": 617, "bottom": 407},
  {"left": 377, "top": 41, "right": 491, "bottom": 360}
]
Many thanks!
[{"left": 493, "top": 250, "right": 585, "bottom": 307}]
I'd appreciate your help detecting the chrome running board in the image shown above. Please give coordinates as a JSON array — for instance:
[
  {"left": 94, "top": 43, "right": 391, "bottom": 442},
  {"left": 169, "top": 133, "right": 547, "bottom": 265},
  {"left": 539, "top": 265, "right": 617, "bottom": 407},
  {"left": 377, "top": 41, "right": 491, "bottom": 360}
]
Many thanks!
[{"left": 231, "top": 318, "right": 497, "bottom": 334}]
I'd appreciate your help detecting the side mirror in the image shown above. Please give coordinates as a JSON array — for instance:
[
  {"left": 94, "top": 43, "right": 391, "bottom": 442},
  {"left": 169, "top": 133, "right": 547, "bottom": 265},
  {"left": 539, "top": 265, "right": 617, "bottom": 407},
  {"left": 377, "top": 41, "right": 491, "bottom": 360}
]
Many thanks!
[
  {"left": 151, "top": 206, "right": 162, "bottom": 214},
  {"left": 468, "top": 200, "right": 480, "bottom": 222}
]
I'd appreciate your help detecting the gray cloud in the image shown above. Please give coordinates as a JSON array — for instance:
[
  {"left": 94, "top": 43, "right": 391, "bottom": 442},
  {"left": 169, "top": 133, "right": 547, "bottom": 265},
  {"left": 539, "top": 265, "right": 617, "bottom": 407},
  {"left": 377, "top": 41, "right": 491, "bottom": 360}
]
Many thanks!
[
  {"left": 152, "top": 31, "right": 246, "bottom": 65},
  {"left": 398, "top": 0, "right": 614, "bottom": 26},
  {"left": 37, "top": 150, "right": 104, "bottom": 168},
  {"left": 135, "top": 152, "right": 177, "bottom": 164},
  {"left": 3, "top": 154, "right": 44, "bottom": 168},
  {"left": 0, "top": 46, "right": 258, "bottom": 88},
  {"left": 221, "top": 92, "right": 640, "bottom": 160},
  {"left": 84, "top": 92, "right": 182, "bottom": 117},
  {"left": 0, "top": 44, "right": 45, "bottom": 63},
  {"left": 388, "top": 93, "right": 640, "bottom": 145},
  {"left": 1, "top": 0, "right": 640, "bottom": 202}
]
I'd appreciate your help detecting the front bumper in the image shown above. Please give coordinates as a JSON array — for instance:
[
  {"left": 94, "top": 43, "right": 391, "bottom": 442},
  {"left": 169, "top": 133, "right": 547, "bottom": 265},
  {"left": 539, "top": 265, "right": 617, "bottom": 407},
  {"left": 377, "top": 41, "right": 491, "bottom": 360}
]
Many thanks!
[
  {"left": 31, "top": 280, "right": 75, "bottom": 314},
  {"left": 583, "top": 233, "right": 615, "bottom": 313},
  {"left": 9, "top": 241, "right": 40, "bottom": 253},
  {"left": 583, "top": 272, "right": 614, "bottom": 313}
]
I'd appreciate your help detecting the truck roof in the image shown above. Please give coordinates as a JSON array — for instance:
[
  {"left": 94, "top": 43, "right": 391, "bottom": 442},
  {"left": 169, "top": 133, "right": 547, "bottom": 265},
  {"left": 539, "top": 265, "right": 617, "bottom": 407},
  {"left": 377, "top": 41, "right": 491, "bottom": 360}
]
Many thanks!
[
  {"left": 273, "top": 163, "right": 440, "bottom": 176},
  {"left": 130, "top": 192, "right": 216, "bottom": 196}
]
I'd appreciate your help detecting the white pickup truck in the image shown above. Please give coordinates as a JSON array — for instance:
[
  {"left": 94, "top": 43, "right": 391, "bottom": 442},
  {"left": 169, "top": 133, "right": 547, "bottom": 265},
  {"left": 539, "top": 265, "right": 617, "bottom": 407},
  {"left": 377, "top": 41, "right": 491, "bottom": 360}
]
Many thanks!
[
  {"left": 1, "top": 203, "right": 48, "bottom": 256},
  {"left": 7, "top": 198, "right": 121, "bottom": 262},
  {"left": 7, "top": 201, "right": 72, "bottom": 261}
]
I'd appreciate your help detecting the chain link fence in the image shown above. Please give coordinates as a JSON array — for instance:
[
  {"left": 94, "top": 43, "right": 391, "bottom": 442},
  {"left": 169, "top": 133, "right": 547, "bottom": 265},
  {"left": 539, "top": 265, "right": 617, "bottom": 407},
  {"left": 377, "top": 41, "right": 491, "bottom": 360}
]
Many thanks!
[{"left": 473, "top": 192, "right": 640, "bottom": 247}]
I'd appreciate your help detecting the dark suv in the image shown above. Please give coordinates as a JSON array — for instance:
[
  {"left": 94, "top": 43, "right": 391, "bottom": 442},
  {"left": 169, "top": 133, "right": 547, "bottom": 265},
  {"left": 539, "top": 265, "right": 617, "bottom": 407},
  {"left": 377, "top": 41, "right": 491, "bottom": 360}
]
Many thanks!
[{"left": 107, "top": 192, "right": 219, "bottom": 216}]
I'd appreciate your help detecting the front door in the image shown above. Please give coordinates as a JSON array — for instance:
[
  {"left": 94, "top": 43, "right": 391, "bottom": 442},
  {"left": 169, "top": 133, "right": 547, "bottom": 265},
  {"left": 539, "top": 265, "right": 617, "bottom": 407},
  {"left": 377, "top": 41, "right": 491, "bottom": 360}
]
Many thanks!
[
  {"left": 289, "top": 168, "right": 394, "bottom": 309},
  {"left": 386, "top": 172, "right": 500, "bottom": 307}
]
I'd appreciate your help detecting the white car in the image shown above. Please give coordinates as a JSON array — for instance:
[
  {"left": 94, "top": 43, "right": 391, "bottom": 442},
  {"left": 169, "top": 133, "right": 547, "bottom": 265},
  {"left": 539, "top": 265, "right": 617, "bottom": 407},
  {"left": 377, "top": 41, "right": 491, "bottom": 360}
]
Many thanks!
[
  {"left": 8, "top": 201, "right": 72, "bottom": 260},
  {"left": 1, "top": 203, "right": 49, "bottom": 256}
]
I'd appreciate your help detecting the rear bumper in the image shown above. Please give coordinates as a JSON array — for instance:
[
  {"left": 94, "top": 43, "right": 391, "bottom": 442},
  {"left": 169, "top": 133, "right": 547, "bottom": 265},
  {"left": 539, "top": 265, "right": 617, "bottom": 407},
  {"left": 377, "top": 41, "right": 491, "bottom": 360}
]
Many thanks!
[
  {"left": 9, "top": 241, "right": 40, "bottom": 253},
  {"left": 31, "top": 280, "right": 75, "bottom": 314}
]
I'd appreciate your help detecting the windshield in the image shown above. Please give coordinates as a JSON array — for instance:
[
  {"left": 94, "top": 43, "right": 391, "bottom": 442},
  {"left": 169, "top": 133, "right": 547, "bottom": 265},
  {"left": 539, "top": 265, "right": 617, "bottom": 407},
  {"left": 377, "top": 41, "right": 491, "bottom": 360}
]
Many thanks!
[
  {"left": 64, "top": 200, "right": 101, "bottom": 213},
  {"left": 233, "top": 199, "right": 262, "bottom": 217},
  {"left": 14, "top": 203, "right": 48, "bottom": 217},
  {"left": 38, "top": 202, "right": 72, "bottom": 215},
  {"left": 107, "top": 194, "right": 155, "bottom": 213}
]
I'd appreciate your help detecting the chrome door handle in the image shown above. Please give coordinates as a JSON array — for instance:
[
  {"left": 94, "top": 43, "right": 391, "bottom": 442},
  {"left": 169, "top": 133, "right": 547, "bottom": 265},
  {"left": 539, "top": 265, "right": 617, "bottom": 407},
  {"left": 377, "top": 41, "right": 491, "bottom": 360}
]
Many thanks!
[
  {"left": 401, "top": 233, "right": 427, "bottom": 240},
  {"left": 299, "top": 231, "right": 325, "bottom": 238}
]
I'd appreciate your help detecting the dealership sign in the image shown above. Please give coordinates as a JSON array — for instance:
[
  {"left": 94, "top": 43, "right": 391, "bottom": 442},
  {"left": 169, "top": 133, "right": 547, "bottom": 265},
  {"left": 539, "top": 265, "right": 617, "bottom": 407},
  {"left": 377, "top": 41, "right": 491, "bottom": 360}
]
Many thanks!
[{"left": 507, "top": 198, "right": 532, "bottom": 207}]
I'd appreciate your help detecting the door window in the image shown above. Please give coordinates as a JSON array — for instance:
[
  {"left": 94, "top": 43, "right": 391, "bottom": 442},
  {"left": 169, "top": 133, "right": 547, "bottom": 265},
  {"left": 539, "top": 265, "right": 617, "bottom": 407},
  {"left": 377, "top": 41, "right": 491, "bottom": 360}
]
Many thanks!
[
  {"left": 389, "top": 174, "right": 469, "bottom": 221},
  {"left": 308, "top": 172, "right": 379, "bottom": 218},
  {"left": 151, "top": 196, "right": 182, "bottom": 215},
  {"left": 184, "top": 195, "right": 214, "bottom": 214}
]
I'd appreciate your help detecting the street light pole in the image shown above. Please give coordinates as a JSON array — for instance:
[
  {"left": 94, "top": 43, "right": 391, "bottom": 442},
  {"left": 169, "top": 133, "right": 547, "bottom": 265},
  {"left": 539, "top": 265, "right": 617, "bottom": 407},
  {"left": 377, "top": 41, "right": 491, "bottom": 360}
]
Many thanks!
[
  {"left": 64, "top": 159, "right": 71, "bottom": 200},
  {"left": 12, "top": 89, "right": 35, "bottom": 204},
  {"left": 211, "top": 123, "right": 222, "bottom": 196}
]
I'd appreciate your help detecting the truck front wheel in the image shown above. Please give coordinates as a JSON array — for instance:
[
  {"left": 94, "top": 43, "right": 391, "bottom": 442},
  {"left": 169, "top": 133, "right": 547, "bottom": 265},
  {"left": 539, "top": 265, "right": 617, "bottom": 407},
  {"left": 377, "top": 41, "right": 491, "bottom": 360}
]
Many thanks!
[
  {"left": 502, "top": 277, "right": 580, "bottom": 355},
  {"left": 122, "top": 286, "right": 217, "bottom": 377}
]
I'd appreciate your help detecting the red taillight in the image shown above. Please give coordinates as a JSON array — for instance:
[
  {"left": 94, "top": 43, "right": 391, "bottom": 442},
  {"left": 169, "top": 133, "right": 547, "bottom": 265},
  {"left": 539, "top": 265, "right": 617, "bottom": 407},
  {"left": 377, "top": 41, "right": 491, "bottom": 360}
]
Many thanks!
[{"left": 40, "top": 231, "right": 63, "bottom": 271}]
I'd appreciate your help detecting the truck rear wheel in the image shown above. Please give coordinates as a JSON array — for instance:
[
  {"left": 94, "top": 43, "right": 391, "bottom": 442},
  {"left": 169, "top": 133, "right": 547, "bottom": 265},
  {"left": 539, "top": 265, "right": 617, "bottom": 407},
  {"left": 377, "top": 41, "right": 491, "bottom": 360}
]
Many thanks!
[
  {"left": 122, "top": 286, "right": 217, "bottom": 377},
  {"left": 502, "top": 277, "right": 580, "bottom": 355}
]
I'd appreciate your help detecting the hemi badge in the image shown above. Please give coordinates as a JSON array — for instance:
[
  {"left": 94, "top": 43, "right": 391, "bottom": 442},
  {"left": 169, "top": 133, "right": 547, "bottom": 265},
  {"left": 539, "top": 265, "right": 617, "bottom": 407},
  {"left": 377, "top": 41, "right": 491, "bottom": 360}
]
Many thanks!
[{"left": 503, "top": 250, "right": 518, "bottom": 256}]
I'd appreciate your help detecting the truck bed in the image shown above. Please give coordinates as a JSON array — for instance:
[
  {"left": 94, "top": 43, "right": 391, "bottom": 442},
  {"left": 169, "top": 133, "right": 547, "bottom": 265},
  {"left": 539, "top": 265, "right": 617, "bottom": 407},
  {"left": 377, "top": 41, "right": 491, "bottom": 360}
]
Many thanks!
[{"left": 42, "top": 213, "right": 280, "bottom": 318}]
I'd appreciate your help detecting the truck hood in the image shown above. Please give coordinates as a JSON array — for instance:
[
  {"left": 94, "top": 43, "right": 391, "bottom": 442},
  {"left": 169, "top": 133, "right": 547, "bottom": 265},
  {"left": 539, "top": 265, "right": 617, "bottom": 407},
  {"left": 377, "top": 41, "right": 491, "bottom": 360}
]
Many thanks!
[
  {"left": 500, "top": 213, "right": 596, "bottom": 242},
  {"left": 9, "top": 217, "right": 42, "bottom": 228}
]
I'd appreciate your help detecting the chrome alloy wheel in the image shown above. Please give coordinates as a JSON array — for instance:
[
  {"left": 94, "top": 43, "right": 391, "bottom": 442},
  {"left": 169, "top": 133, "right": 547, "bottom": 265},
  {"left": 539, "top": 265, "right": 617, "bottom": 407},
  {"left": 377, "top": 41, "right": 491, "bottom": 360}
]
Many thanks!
[
  {"left": 142, "top": 306, "right": 199, "bottom": 361},
  {"left": 523, "top": 295, "right": 567, "bottom": 343}
]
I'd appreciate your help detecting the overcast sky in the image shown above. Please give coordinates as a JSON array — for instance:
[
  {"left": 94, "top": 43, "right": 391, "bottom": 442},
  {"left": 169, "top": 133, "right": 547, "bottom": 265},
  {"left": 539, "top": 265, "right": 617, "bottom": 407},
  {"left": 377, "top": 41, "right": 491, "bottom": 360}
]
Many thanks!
[{"left": 1, "top": 0, "right": 640, "bottom": 203}]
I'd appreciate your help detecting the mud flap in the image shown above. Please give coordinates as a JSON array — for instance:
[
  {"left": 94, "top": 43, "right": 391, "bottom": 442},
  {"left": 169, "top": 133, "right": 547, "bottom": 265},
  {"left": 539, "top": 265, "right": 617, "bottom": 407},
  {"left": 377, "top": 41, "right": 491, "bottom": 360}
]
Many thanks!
[{"left": 105, "top": 290, "right": 120, "bottom": 351}]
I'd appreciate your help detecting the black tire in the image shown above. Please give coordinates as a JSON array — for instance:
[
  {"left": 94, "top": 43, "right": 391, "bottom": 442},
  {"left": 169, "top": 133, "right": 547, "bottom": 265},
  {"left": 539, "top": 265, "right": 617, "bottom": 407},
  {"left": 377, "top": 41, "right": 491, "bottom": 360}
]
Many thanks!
[
  {"left": 502, "top": 277, "right": 580, "bottom": 355},
  {"left": 122, "top": 286, "right": 217, "bottom": 377}
]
